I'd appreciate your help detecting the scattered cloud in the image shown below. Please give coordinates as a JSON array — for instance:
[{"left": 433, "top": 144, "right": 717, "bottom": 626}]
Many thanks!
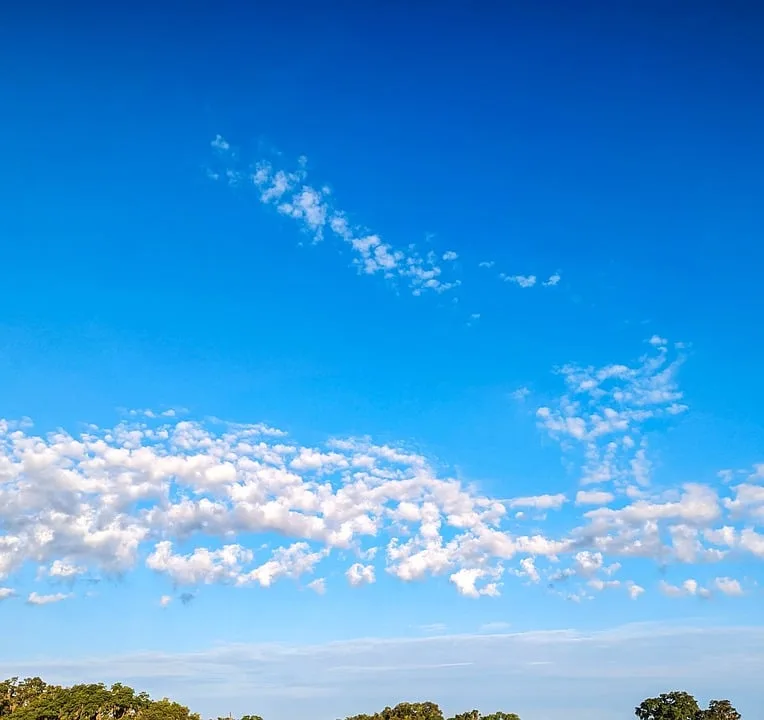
[
  {"left": 510, "top": 387, "right": 531, "bottom": 401},
  {"left": 347, "top": 563, "right": 375, "bottom": 587},
  {"left": 208, "top": 138, "right": 460, "bottom": 297},
  {"left": 159, "top": 594, "right": 173, "bottom": 607},
  {"left": 307, "top": 578, "right": 327, "bottom": 595},
  {"left": 500, "top": 273, "right": 537, "bottom": 288},
  {"left": 0, "top": 340, "right": 759, "bottom": 604}
]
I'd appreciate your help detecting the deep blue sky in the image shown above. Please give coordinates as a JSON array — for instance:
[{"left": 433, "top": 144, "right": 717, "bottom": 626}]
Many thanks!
[{"left": 0, "top": 2, "right": 763, "bottom": 719}]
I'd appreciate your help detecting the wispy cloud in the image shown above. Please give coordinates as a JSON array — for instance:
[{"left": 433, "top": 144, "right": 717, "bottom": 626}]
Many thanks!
[
  {"left": 209, "top": 137, "right": 460, "bottom": 297},
  {"left": 4, "top": 625, "right": 761, "bottom": 720}
]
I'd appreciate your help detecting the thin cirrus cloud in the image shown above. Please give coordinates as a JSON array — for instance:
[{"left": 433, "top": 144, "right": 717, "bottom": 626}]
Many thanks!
[
  {"left": 2, "top": 624, "right": 762, "bottom": 720},
  {"left": 0, "top": 339, "right": 761, "bottom": 608}
]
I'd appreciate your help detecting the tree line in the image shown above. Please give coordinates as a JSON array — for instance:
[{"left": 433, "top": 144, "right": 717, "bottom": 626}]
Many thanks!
[{"left": 0, "top": 677, "right": 742, "bottom": 720}]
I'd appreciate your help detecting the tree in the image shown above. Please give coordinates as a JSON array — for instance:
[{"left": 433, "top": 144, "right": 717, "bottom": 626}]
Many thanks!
[
  {"left": 635, "top": 692, "right": 701, "bottom": 720},
  {"left": 698, "top": 700, "right": 741, "bottom": 720}
]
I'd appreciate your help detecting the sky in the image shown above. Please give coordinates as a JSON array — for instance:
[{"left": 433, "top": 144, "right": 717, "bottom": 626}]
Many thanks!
[{"left": 1, "top": 1, "right": 763, "bottom": 718}]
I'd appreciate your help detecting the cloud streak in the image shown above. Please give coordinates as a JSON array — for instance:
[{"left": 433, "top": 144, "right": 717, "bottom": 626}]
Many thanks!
[{"left": 3, "top": 624, "right": 762, "bottom": 720}]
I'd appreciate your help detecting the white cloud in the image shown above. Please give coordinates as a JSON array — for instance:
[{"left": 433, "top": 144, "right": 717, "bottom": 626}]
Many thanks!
[
  {"left": 537, "top": 340, "right": 688, "bottom": 491},
  {"left": 658, "top": 579, "right": 711, "bottom": 599},
  {"left": 346, "top": 563, "right": 375, "bottom": 586},
  {"left": 48, "top": 560, "right": 87, "bottom": 578},
  {"left": 478, "top": 261, "right": 495, "bottom": 268},
  {"left": 210, "top": 141, "right": 460, "bottom": 297},
  {"left": 210, "top": 134, "right": 230, "bottom": 151},
  {"left": 449, "top": 567, "right": 501, "bottom": 598},
  {"left": 507, "top": 494, "right": 566, "bottom": 510},
  {"left": 543, "top": 273, "right": 561, "bottom": 287},
  {"left": 0, "top": 352, "right": 758, "bottom": 605},
  {"left": 307, "top": 578, "right": 326, "bottom": 595},
  {"left": 575, "top": 490, "right": 614, "bottom": 506},
  {"left": 27, "top": 591, "right": 71, "bottom": 605},
  {"left": 501, "top": 274, "right": 537, "bottom": 288},
  {"left": 159, "top": 594, "right": 173, "bottom": 607},
  {"left": 714, "top": 576, "right": 744, "bottom": 596},
  {"left": 510, "top": 387, "right": 531, "bottom": 401},
  {"left": 0, "top": 587, "right": 15, "bottom": 601}
]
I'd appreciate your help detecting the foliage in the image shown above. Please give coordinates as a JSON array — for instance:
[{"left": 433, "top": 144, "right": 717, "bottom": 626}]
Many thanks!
[
  {"left": 0, "top": 677, "right": 743, "bottom": 720},
  {"left": 635, "top": 692, "right": 742, "bottom": 720}
]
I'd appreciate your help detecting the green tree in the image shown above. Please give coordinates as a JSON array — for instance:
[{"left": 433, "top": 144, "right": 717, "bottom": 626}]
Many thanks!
[
  {"left": 636, "top": 692, "right": 701, "bottom": 720},
  {"left": 698, "top": 700, "right": 741, "bottom": 720},
  {"left": 136, "top": 698, "right": 200, "bottom": 720}
]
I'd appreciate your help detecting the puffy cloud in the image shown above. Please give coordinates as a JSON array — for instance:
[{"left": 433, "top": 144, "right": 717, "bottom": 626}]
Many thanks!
[
  {"left": 659, "top": 579, "right": 711, "bottom": 599},
  {"left": 714, "top": 576, "right": 744, "bottom": 596},
  {"left": 346, "top": 563, "right": 375, "bottom": 586},
  {"left": 449, "top": 568, "right": 501, "bottom": 598},
  {"left": 0, "top": 342, "right": 760, "bottom": 605}
]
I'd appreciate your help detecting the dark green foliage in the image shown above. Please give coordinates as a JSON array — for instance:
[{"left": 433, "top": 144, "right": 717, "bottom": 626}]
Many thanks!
[
  {"left": 635, "top": 692, "right": 742, "bottom": 720},
  {"left": 0, "top": 677, "right": 742, "bottom": 720}
]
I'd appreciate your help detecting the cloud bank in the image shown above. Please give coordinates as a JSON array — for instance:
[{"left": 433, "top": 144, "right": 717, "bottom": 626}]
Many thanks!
[{"left": 0, "top": 341, "right": 761, "bottom": 607}]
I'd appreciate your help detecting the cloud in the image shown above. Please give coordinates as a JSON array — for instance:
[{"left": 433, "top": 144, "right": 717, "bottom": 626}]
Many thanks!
[
  {"left": 507, "top": 494, "right": 567, "bottom": 510},
  {"left": 346, "top": 563, "right": 375, "bottom": 587},
  {"left": 713, "top": 577, "right": 744, "bottom": 596},
  {"left": 510, "top": 387, "right": 531, "bottom": 401},
  {"left": 27, "top": 591, "right": 71, "bottom": 605},
  {"left": 0, "top": 340, "right": 760, "bottom": 604},
  {"left": 501, "top": 274, "right": 537, "bottom": 288},
  {"left": 0, "top": 587, "right": 15, "bottom": 601},
  {"left": 4, "top": 624, "right": 762, "bottom": 720},
  {"left": 159, "top": 594, "right": 173, "bottom": 607},
  {"left": 536, "top": 340, "right": 688, "bottom": 492},
  {"left": 209, "top": 138, "right": 460, "bottom": 297},
  {"left": 575, "top": 490, "right": 615, "bottom": 506},
  {"left": 478, "top": 261, "right": 495, "bottom": 268},
  {"left": 307, "top": 578, "right": 326, "bottom": 595},
  {"left": 543, "top": 273, "right": 561, "bottom": 287},
  {"left": 659, "top": 579, "right": 711, "bottom": 599}
]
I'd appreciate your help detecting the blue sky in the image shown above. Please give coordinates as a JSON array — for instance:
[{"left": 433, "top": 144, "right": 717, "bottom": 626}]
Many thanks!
[{"left": 1, "top": 1, "right": 763, "bottom": 718}]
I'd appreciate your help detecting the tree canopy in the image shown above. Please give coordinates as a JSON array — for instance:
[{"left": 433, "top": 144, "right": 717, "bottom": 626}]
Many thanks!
[
  {"left": 635, "top": 691, "right": 742, "bottom": 720},
  {"left": 0, "top": 677, "right": 742, "bottom": 720}
]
